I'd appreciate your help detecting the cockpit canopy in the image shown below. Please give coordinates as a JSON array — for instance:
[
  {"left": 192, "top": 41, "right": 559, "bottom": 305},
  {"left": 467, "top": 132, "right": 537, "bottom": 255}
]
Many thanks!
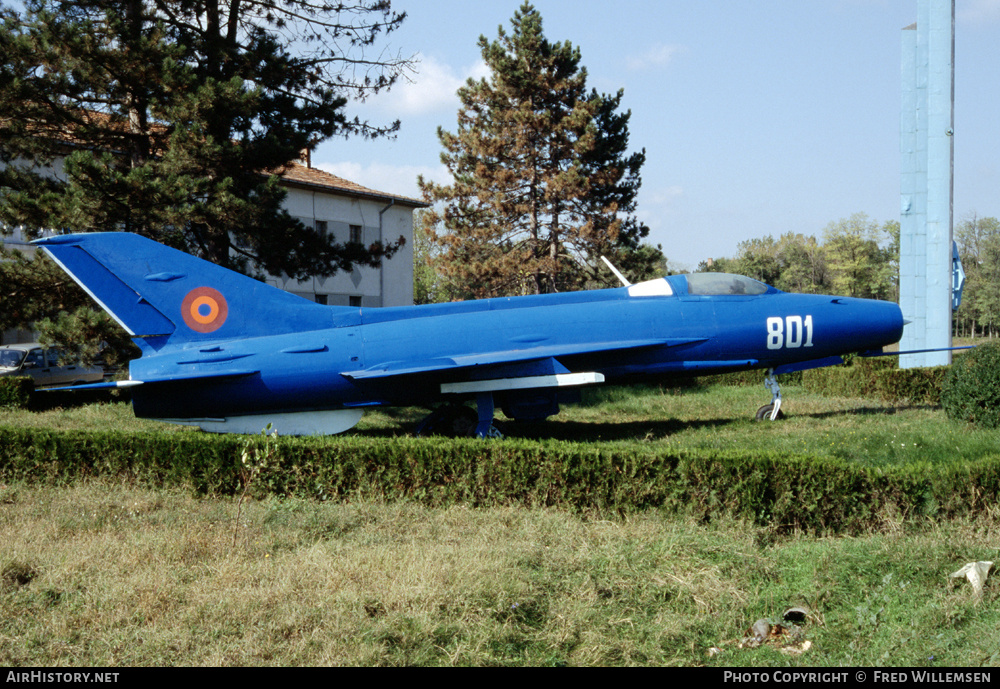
[
  {"left": 681, "top": 273, "right": 771, "bottom": 296},
  {"left": 627, "top": 273, "right": 775, "bottom": 298}
]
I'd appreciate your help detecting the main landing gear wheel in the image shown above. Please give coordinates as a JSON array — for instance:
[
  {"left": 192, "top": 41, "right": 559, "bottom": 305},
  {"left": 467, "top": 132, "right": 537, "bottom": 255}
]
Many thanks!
[
  {"left": 417, "top": 404, "right": 503, "bottom": 438},
  {"left": 755, "top": 368, "right": 785, "bottom": 421},
  {"left": 444, "top": 405, "right": 479, "bottom": 437},
  {"left": 416, "top": 404, "right": 477, "bottom": 437}
]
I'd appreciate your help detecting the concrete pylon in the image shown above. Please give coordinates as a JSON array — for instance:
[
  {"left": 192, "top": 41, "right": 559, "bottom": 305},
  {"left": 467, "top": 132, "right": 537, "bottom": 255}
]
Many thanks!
[{"left": 899, "top": 0, "right": 954, "bottom": 368}]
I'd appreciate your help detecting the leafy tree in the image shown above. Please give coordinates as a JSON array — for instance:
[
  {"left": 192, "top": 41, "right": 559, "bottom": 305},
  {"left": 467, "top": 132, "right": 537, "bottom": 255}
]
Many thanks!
[
  {"left": 0, "top": 0, "right": 411, "bottom": 278},
  {"left": 732, "top": 236, "right": 780, "bottom": 286},
  {"left": 773, "top": 232, "right": 828, "bottom": 294},
  {"left": 697, "top": 215, "right": 898, "bottom": 300},
  {"left": 412, "top": 209, "right": 458, "bottom": 305},
  {"left": 697, "top": 256, "right": 738, "bottom": 274},
  {"left": 822, "top": 213, "right": 897, "bottom": 300},
  {"left": 954, "top": 215, "right": 1000, "bottom": 338},
  {"left": 0, "top": 0, "right": 412, "bottom": 358},
  {"left": 418, "top": 2, "right": 660, "bottom": 298},
  {"left": 716, "top": 232, "right": 829, "bottom": 293}
]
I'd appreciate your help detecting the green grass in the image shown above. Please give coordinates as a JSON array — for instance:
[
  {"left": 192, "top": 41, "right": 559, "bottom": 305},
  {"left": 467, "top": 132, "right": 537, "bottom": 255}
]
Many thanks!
[
  {"left": 2, "top": 382, "right": 1000, "bottom": 665},
  {"left": 6, "top": 383, "right": 994, "bottom": 470},
  {"left": 4, "top": 382, "right": 1000, "bottom": 471},
  {"left": 482, "top": 382, "right": 995, "bottom": 468}
]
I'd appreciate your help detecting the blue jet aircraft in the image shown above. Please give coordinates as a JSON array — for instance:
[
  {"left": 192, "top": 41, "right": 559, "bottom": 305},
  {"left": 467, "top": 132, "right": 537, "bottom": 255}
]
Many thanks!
[{"left": 36, "top": 232, "right": 905, "bottom": 437}]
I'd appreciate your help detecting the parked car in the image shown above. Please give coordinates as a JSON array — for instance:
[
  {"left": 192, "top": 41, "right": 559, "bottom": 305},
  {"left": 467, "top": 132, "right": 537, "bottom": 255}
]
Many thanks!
[{"left": 0, "top": 343, "right": 104, "bottom": 388}]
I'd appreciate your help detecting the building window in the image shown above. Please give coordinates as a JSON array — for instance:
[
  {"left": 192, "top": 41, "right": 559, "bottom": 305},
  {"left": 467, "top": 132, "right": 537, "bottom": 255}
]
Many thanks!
[
  {"left": 350, "top": 224, "right": 362, "bottom": 243},
  {"left": 349, "top": 296, "right": 362, "bottom": 307},
  {"left": 315, "top": 294, "right": 328, "bottom": 305},
  {"left": 315, "top": 220, "right": 328, "bottom": 235}
]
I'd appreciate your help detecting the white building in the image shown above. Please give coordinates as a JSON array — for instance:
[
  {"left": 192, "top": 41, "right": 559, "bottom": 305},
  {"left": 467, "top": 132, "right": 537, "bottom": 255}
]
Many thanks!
[{"left": 276, "top": 161, "right": 424, "bottom": 308}]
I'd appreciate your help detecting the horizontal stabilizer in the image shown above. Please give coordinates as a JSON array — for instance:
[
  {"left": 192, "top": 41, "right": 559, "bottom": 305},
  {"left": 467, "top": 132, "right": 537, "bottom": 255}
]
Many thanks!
[
  {"left": 40, "top": 380, "right": 144, "bottom": 392},
  {"left": 41, "top": 369, "right": 258, "bottom": 392}
]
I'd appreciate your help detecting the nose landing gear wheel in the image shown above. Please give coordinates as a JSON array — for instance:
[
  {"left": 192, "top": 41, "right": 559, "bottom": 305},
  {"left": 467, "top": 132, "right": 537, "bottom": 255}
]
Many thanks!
[
  {"left": 755, "top": 403, "right": 785, "bottom": 421},
  {"left": 755, "top": 369, "right": 784, "bottom": 420}
]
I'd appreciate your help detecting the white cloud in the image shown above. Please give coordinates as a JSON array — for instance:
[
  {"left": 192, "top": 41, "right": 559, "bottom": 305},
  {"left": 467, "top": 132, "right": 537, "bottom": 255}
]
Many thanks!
[
  {"left": 636, "top": 185, "right": 684, "bottom": 244},
  {"left": 958, "top": 0, "right": 1000, "bottom": 23},
  {"left": 649, "top": 185, "right": 684, "bottom": 205},
  {"left": 371, "top": 53, "right": 489, "bottom": 116},
  {"left": 626, "top": 43, "right": 685, "bottom": 71}
]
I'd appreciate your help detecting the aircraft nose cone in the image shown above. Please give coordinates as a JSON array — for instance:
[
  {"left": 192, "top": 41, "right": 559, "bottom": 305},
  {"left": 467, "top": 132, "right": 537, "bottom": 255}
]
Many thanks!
[
  {"left": 862, "top": 299, "right": 905, "bottom": 348},
  {"left": 816, "top": 296, "right": 905, "bottom": 355}
]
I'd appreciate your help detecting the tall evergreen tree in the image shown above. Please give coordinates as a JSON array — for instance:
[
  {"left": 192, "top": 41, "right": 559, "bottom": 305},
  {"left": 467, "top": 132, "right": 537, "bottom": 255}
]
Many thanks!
[
  {"left": 418, "top": 2, "right": 659, "bottom": 298},
  {"left": 566, "top": 87, "right": 663, "bottom": 287},
  {"left": 0, "top": 0, "right": 411, "bottom": 278}
]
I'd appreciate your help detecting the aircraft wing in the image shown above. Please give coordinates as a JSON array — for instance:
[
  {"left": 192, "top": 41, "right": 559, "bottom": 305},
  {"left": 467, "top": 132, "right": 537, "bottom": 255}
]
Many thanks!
[{"left": 342, "top": 337, "right": 706, "bottom": 381}]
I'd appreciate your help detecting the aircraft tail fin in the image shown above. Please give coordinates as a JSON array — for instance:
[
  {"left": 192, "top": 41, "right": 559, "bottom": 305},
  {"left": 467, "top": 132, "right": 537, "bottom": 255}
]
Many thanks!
[{"left": 35, "top": 232, "right": 343, "bottom": 345}]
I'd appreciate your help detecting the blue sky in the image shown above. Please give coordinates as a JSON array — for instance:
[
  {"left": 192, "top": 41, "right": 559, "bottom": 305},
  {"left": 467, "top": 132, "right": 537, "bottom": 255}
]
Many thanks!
[{"left": 313, "top": 1, "right": 1000, "bottom": 270}]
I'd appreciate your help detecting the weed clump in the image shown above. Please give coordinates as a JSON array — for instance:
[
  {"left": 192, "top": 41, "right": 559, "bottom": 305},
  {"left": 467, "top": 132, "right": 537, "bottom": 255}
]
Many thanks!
[
  {"left": 1, "top": 560, "right": 38, "bottom": 588},
  {"left": 941, "top": 342, "right": 1000, "bottom": 428}
]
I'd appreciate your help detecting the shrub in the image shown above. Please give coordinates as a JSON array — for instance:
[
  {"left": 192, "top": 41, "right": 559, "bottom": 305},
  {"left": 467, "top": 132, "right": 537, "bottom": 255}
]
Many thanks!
[
  {"left": 941, "top": 341, "right": 1000, "bottom": 428},
  {"left": 0, "top": 377, "right": 33, "bottom": 410}
]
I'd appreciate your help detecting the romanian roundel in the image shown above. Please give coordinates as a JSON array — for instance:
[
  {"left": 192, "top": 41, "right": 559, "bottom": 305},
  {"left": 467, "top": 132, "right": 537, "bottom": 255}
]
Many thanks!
[{"left": 181, "top": 287, "right": 229, "bottom": 333}]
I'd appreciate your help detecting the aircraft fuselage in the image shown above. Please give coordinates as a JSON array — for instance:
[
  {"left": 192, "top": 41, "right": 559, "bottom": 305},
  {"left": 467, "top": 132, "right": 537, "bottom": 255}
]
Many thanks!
[{"left": 128, "top": 277, "right": 903, "bottom": 421}]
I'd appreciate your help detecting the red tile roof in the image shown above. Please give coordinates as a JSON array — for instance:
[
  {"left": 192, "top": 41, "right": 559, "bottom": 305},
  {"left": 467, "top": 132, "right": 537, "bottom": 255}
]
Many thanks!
[{"left": 278, "top": 162, "right": 428, "bottom": 208}]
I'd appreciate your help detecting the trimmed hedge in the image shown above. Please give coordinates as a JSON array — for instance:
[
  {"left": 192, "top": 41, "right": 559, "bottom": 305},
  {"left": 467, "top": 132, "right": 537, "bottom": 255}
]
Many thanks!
[
  {"left": 706, "top": 358, "right": 948, "bottom": 405},
  {"left": 2, "top": 426, "right": 998, "bottom": 534},
  {"left": 802, "top": 357, "right": 947, "bottom": 405}
]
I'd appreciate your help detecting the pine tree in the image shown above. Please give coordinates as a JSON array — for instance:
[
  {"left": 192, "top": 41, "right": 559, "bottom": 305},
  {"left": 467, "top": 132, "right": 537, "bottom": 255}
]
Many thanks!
[
  {"left": 0, "top": 242, "right": 135, "bottom": 364},
  {"left": 0, "top": 0, "right": 411, "bottom": 278},
  {"left": 563, "top": 88, "right": 663, "bottom": 289},
  {"left": 418, "top": 2, "right": 660, "bottom": 298}
]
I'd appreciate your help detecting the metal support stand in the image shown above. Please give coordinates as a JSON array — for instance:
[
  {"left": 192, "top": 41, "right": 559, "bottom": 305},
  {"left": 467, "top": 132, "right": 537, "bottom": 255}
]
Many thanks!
[{"left": 475, "top": 392, "right": 503, "bottom": 438}]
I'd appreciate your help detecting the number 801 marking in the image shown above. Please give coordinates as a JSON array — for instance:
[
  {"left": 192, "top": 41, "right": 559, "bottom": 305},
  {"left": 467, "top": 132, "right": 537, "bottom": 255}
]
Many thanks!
[{"left": 766, "top": 315, "right": 814, "bottom": 350}]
